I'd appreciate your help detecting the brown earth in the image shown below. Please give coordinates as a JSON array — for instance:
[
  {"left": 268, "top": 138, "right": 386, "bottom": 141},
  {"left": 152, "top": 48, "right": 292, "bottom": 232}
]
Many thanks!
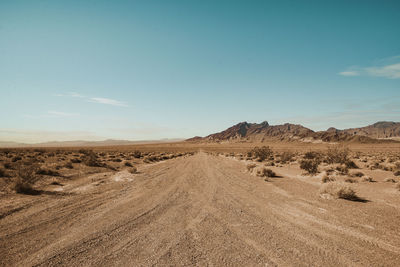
[{"left": 1, "top": 150, "right": 400, "bottom": 266}]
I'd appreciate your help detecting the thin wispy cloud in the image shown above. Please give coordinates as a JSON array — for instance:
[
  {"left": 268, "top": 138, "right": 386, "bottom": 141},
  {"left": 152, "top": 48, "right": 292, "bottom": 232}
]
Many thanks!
[
  {"left": 89, "top": 97, "right": 128, "bottom": 107},
  {"left": 46, "top": 111, "right": 79, "bottom": 117},
  {"left": 55, "top": 92, "right": 128, "bottom": 107},
  {"left": 338, "top": 71, "right": 360, "bottom": 76},
  {"left": 22, "top": 111, "right": 79, "bottom": 119},
  {"left": 55, "top": 92, "right": 85, "bottom": 98},
  {"left": 365, "top": 63, "right": 400, "bottom": 79},
  {"left": 339, "top": 58, "right": 400, "bottom": 79}
]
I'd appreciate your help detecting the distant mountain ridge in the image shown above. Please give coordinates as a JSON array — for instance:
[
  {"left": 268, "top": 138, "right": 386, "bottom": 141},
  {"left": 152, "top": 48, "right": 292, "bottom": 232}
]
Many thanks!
[
  {"left": 0, "top": 138, "right": 184, "bottom": 148},
  {"left": 187, "top": 121, "right": 400, "bottom": 143}
]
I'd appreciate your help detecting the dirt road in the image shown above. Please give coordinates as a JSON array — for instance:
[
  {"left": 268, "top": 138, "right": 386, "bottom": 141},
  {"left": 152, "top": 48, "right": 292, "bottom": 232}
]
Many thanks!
[{"left": 1, "top": 152, "right": 400, "bottom": 266}]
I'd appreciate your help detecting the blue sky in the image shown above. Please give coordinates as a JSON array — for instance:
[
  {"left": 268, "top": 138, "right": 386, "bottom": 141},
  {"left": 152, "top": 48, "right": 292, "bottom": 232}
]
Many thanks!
[{"left": 0, "top": 0, "right": 399, "bottom": 143}]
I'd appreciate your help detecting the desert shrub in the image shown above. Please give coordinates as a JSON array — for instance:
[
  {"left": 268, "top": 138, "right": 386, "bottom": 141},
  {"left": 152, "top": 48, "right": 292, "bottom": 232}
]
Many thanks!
[
  {"left": 0, "top": 168, "right": 7, "bottom": 177},
  {"left": 322, "top": 175, "right": 335, "bottom": 183},
  {"left": 325, "top": 168, "right": 335, "bottom": 175},
  {"left": 336, "top": 165, "right": 349, "bottom": 175},
  {"left": 320, "top": 182, "right": 359, "bottom": 201},
  {"left": 83, "top": 151, "right": 103, "bottom": 167},
  {"left": 132, "top": 150, "right": 142, "bottom": 158},
  {"left": 362, "top": 176, "right": 374, "bottom": 182},
  {"left": 78, "top": 149, "right": 89, "bottom": 154},
  {"left": 345, "top": 178, "right": 357, "bottom": 183},
  {"left": 71, "top": 158, "right": 81, "bottom": 163},
  {"left": 257, "top": 168, "right": 276, "bottom": 177},
  {"left": 12, "top": 156, "right": 22, "bottom": 162},
  {"left": 326, "top": 146, "right": 350, "bottom": 164},
  {"left": 124, "top": 161, "right": 133, "bottom": 167},
  {"left": 300, "top": 159, "right": 320, "bottom": 175},
  {"left": 112, "top": 158, "right": 122, "bottom": 162},
  {"left": 345, "top": 160, "right": 358, "bottom": 169},
  {"left": 147, "top": 155, "right": 159, "bottom": 162},
  {"left": 249, "top": 146, "right": 273, "bottom": 162},
  {"left": 280, "top": 151, "right": 295, "bottom": 163},
  {"left": 394, "top": 170, "right": 400, "bottom": 176},
  {"left": 384, "top": 178, "right": 397, "bottom": 183},
  {"left": 14, "top": 162, "right": 40, "bottom": 194},
  {"left": 36, "top": 168, "right": 61, "bottom": 176},
  {"left": 64, "top": 162, "right": 74, "bottom": 169},
  {"left": 246, "top": 163, "right": 257, "bottom": 171},
  {"left": 129, "top": 166, "right": 137, "bottom": 174},
  {"left": 352, "top": 171, "right": 364, "bottom": 177},
  {"left": 304, "top": 151, "right": 321, "bottom": 160}
]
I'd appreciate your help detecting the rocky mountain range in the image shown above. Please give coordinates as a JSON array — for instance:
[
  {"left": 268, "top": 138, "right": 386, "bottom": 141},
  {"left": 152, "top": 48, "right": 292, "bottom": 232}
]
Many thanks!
[{"left": 187, "top": 121, "right": 400, "bottom": 143}]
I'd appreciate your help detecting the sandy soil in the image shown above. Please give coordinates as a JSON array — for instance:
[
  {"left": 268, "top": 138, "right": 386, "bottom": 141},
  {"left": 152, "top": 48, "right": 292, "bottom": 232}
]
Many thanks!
[{"left": 1, "top": 152, "right": 400, "bottom": 266}]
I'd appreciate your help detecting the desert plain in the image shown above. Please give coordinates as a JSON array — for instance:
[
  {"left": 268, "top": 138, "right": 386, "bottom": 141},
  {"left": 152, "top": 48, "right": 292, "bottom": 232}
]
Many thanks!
[{"left": 1, "top": 141, "right": 400, "bottom": 266}]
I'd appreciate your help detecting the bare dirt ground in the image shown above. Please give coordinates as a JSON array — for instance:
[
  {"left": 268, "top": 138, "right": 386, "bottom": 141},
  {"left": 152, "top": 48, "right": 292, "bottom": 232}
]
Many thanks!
[{"left": 1, "top": 150, "right": 400, "bottom": 266}]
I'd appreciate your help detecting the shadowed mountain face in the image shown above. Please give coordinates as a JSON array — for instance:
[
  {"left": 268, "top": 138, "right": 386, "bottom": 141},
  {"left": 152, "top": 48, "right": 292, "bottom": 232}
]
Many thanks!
[
  {"left": 340, "top": 122, "right": 400, "bottom": 139},
  {"left": 187, "top": 121, "right": 400, "bottom": 143}
]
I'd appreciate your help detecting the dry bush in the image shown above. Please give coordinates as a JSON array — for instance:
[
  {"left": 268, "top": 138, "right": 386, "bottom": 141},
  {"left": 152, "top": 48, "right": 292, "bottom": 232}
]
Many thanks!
[
  {"left": 322, "top": 175, "right": 335, "bottom": 183},
  {"left": 129, "top": 166, "right": 137, "bottom": 174},
  {"left": 395, "top": 162, "right": 400, "bottom": 169},
  {"left": 12, "top": 156, "right": 22, "bottom": 162},
  {"left": 345, "top": 178, "right": 357, "bottom": 183},
  {"left": 362, "top": 176, "right": 374, "bottom": 182},
  {"left": 352, "top": 171, "right": 364, "bottom": 177},
  {"left": 394, "top": 170, "right": 400, "bottom": 176},
  {"left": 124, "top": 161, "right": 133, "bottom": 167},
  {"left": 320, "top": 182, "right": 359, "bottom": 201},
  {"left": 249, "top": 146, "right": 273, "bottom": 162},
  {"left": 280, "top": 151, "right": 295, "bottom": 163},
  {"left": 14, "top": 162, "right": 40, "bottom": 194},
  {"left": 336, "top": 165, "right": 349, "bottom": 175},
  {"left": 36, "top": 168, "right": 61, "bottom": 176},
  {"left": 132, "top": 150, "right": 142, "bottom": 158},
  {"left": 71, "top": 158, "right": 81, "bottom": 163},
  {"left": 0, "top": 168, "right": 7, "bottom": 177},
  {"left": 64, "top": 162, "right": 74, "bottom": 169},
  {"left": 326, "top": 146, "right": 350, "bottom": 164},
  {"left": 300, "top": 159, "right": 320, "bottom": 175},
  {"left": 82, "top": 151, "right": 103, "bottom": 167},
  {"left": 246, "top": 163, "right": 257, "bottom": 171},
  {"left": 345, "top": 160, "right": 358, "bottom": 169},
  {"left": 304, "top": 151, "right": 321, "bottom": 160},
  {"left": 257, "top": 168, "right": 276, "bottom": 178},
  {"left": 384, "top": 178, "right": 397, "bottom": 183},
  {"left": 3, "top": 162, "right": 12, "bottom": 169}
]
